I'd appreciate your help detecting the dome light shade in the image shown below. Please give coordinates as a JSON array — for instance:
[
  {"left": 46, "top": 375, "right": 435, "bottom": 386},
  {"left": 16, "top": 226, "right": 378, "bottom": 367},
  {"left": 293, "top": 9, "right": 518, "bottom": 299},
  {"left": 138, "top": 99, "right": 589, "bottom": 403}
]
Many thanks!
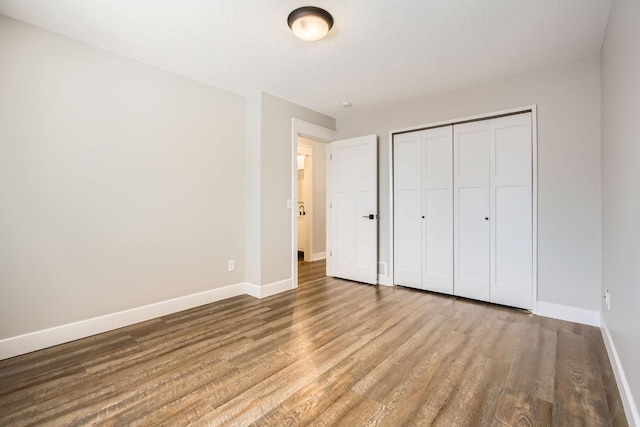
[{"left": 288, "top": 7, "right": 334, "bottom": 41}]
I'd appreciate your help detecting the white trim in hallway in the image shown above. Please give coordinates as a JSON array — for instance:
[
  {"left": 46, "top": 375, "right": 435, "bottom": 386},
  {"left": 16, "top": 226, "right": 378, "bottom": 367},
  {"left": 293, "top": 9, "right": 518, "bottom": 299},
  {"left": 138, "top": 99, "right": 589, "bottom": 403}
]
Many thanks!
[{"left": 310, "top": 251, "right": 326, "bottom": 261}]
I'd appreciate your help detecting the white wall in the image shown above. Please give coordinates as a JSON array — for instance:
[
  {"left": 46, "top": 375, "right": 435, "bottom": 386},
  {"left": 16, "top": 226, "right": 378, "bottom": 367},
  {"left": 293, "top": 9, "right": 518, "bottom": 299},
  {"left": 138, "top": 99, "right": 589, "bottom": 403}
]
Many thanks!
[
  {"left": 601, "top": 0, "right": 640, "bottom": 421},
  {"left": 298, "top": 136, "right": 327, "bottom": 257},
  {"left": 337, "top": 56, "right": 602, "bottom": 311},
  {"left": 0, "top": 15, "right": 246, "bottom": 339}
]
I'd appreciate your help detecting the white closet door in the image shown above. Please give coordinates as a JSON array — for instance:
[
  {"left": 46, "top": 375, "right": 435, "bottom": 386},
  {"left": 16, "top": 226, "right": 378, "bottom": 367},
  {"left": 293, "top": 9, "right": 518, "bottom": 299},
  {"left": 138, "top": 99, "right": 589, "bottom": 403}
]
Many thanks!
[
  {"left": 454, "top": 120, "right": 491, "bottom": 302},
  {"left": 422, "top": 126, "right": 453, "bottom": 294},
  {"left": 490, "top": 113, "right": 533, "bottom": 309},
  {"left": 393, "top": 132, "right": 422, "bottom": 288}
]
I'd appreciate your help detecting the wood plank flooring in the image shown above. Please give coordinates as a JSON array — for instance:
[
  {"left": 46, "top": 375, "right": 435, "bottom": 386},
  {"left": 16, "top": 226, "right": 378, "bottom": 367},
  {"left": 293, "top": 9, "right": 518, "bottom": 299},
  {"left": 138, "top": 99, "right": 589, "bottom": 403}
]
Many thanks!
[
  {"left": 298, "top": 259, "right": 326, "bottom": 285},
  {"left": 0, "top": 277, "right": 627, "bottom": 426}
]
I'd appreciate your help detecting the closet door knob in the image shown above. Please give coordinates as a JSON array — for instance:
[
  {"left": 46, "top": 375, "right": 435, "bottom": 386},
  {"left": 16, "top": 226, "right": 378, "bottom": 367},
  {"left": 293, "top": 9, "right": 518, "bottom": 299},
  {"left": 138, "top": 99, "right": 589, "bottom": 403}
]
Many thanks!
[
  {"left": 484, "top": 217, "right": 489, "bottom": 220},
  {"left": 422, "top": 216, "right": 425, "bottom": 219}
]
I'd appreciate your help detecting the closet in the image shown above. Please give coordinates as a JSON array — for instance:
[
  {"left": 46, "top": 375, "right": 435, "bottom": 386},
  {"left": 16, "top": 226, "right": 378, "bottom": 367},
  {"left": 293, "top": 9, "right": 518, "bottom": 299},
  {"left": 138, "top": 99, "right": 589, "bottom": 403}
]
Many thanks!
[
  {"left": 393, "top": 112, "right": 533, "bottom": 310},
  {"left": 394, "top": 126, "right": 453, "bottom": 294}
]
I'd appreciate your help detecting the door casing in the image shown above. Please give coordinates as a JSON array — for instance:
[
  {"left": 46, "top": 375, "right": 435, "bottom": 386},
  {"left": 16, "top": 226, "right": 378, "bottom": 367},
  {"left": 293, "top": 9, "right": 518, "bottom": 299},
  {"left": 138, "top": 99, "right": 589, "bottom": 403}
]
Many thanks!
[{"left": 291, "top": 119, "right": 335, "bottom": 289}]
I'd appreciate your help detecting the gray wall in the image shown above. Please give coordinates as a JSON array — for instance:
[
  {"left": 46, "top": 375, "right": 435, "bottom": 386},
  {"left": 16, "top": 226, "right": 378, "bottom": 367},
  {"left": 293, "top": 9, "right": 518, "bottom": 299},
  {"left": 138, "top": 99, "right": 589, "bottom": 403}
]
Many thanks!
[
  {"left": 337, "top": 56, "right": 602, "bottom": 311},
  {"left": 601, "top": 0, "right": 640, "bottom": 417},
  {"left": 245, "top": 92, "right": 334, "bottom": 286},
  {"left": 0, "top": 15, "right": 246, "bottom": 338},
  {"left": 245, "top": 94, "right": 262, "bottom": 285}
]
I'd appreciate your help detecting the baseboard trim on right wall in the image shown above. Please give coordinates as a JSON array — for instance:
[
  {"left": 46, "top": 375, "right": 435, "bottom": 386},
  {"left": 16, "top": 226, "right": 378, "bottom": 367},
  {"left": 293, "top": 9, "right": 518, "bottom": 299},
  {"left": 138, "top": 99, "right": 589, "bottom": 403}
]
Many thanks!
[
  {"left": 534, "top": 301, "right": 600, "bottom": 327},
  {"left": 601, "top": 316, "right": 640, "bottom": 427}
]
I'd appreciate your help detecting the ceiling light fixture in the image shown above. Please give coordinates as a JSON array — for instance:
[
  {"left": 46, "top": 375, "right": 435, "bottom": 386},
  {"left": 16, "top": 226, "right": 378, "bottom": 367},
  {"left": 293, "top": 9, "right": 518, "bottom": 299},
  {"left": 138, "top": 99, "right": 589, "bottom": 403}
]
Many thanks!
[{"left": 288, "top": 6, "right": 334, "bottom": 41}]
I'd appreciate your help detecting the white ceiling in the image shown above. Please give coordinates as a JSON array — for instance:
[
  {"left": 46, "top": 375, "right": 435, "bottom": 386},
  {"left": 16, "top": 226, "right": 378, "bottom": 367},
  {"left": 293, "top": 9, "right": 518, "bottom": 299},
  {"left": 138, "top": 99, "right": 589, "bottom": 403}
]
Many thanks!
[{"left": 0, "top": 0, "right": 612, "bottom": 119}]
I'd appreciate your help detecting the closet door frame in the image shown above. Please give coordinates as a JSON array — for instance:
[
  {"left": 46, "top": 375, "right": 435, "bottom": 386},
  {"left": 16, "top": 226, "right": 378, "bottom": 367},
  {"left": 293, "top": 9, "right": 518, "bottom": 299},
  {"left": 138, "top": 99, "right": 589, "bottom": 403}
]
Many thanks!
[{"left": 389, "top": 105, "right": 538, "bottom": 311}]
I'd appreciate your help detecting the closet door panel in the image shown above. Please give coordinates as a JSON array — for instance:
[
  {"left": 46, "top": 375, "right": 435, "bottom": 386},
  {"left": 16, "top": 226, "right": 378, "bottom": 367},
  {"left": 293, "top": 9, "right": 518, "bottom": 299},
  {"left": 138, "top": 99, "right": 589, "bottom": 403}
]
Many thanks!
[
  {"left": 393, "top": 133, "right": 422, "bottom": 288},
  {"left": 490, "top": 113, "right": 532, "bottom": 309},
  {"left": 422, "top": 126, "right": 453, "bottom": 294},
  {"left": 454, "top": 121, "right": 491, "bottom": 302}
]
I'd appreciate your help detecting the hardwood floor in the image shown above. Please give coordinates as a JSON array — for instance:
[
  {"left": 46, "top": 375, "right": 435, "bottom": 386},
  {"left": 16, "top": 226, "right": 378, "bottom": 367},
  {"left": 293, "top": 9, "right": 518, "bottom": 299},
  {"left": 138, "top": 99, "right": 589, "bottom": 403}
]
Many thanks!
[
  {"left": 298, "top": 259, "right": 326, "bottom": 285},
  {"left": 0, "top": 277, "right": 627, "bottom": 426}
]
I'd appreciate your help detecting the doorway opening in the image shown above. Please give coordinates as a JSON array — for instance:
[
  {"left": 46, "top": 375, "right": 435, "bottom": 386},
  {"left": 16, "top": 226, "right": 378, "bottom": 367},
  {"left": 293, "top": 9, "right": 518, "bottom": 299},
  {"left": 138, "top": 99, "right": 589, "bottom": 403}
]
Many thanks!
[
  {"left": 291, "top": 119, "right": 335, "bottom": 289},
  {"left": 296, "top": 137, "right": 326, "bottom": 286}
]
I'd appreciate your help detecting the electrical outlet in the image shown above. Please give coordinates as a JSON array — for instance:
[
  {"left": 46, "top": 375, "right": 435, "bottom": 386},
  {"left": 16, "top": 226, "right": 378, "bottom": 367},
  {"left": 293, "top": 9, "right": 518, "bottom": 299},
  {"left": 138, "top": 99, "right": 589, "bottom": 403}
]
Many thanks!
[
  {"left": 228, "top": 260, "right": 235, "bottom": 272},
  {"left": 604, "top": 289, "right": 611, "bottom": 311}
]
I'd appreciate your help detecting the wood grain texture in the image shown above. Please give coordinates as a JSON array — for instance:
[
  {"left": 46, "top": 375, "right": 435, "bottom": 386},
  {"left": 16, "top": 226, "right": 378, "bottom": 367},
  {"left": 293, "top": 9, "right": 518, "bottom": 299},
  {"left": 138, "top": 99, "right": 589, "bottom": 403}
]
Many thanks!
[
  {"left": 0, "top": 278, "right": 627, "bottom": 426},
  {"left": 298, "top": 259, "right": 326, "bottom": 285}
]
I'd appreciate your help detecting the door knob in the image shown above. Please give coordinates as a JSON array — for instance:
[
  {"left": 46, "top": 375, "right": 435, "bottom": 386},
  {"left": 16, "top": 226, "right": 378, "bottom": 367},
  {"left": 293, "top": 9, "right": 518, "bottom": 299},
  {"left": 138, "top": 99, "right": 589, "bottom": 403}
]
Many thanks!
[
  {"left": 362, "top": 214, "right": 376, "bottom": 219},
  {"left": 484, "top": 217, "right": 489, "bottom": 220}
]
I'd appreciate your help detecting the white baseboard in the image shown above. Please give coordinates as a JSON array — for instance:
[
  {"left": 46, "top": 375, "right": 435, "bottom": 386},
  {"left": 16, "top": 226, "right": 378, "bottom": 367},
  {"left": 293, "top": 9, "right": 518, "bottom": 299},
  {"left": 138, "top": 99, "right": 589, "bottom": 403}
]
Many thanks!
[
  {"left": 311, "top": 251, "right": 326, "bottom": 261},
  {"left": 244, "top": 278, "right": 293, "bottom": 299},
  {"left": 378, "top": 274, "right": 393, "bottom": 287},
  {"left": 601, "top": 317, "right": 639, "bottom": 427},
  {"left": 0, "top": 276, "right": 300, "bottom": 361},
  {"left": 534, "top": 301, "right": 600, "bottom": 327},
  {"left": 243, "top": 282, "right": 262, "bottom": 299},
  {"left": 0, "top": 282, "right": 246, "bottom": 361}
]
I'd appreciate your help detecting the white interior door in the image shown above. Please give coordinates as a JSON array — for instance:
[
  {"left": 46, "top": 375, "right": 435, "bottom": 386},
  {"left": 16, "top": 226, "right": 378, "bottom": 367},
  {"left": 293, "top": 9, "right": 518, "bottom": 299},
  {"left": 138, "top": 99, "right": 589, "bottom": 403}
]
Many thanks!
[
  {"left": 393, "top": 132, "right": 422, "bottom": 288},
  {"left": 422, "top": 126, "right": 453, "bottom": 294},
  {"left": 490, "top": 113, "right": 533, "bottom": 309},
  {"left": 328, "top": 135, "right": 378, "bottom": 284},
  {"left": 454, "top": 120, "right": 491, "bottom": 302}
]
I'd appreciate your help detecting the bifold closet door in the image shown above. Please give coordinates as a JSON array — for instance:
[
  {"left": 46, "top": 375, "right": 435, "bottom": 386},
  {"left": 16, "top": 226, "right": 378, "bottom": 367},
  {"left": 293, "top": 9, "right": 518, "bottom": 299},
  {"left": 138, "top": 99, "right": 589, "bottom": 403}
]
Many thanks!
[
  {"left": 421, "top": 126, "right": 453, "bottom": 294},
  {"left": 393, "top": 132, "right": 421, "bottom": 288},
  {"left": 453, "top": 121, "right": 491, "bottom": 302},
  {"left": 454, "top": 112, "right": 533, "bottom": 309},
  {"left": 489, "top": 113, "right": 532, "bottom": 309},
  {"left": 393, "top": 127, "right": 453, "bottom": 293}
]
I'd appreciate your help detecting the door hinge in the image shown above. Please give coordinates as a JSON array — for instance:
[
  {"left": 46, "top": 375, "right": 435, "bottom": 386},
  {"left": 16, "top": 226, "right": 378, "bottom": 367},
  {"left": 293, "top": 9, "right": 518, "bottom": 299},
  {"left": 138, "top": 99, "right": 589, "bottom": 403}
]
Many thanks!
[
  {"left": 330, "top": 202, "right": 332, "bottom": 209},
  {"left": 330, "top": 251, "right": 332, "bottom": 256},
  {"left": 330, "top": 154, "right": 332, "bottom": 160}
]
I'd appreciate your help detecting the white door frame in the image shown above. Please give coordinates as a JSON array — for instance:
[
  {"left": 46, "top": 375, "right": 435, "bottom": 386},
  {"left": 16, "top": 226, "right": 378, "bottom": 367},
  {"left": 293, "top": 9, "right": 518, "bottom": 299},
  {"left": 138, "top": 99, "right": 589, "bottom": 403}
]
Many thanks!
[
  {"left": 389, "top": 105, "right": 538, "bottom": 312},
  {"left": 291, "top": 119, "right": 336, "bottom": 289}
]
